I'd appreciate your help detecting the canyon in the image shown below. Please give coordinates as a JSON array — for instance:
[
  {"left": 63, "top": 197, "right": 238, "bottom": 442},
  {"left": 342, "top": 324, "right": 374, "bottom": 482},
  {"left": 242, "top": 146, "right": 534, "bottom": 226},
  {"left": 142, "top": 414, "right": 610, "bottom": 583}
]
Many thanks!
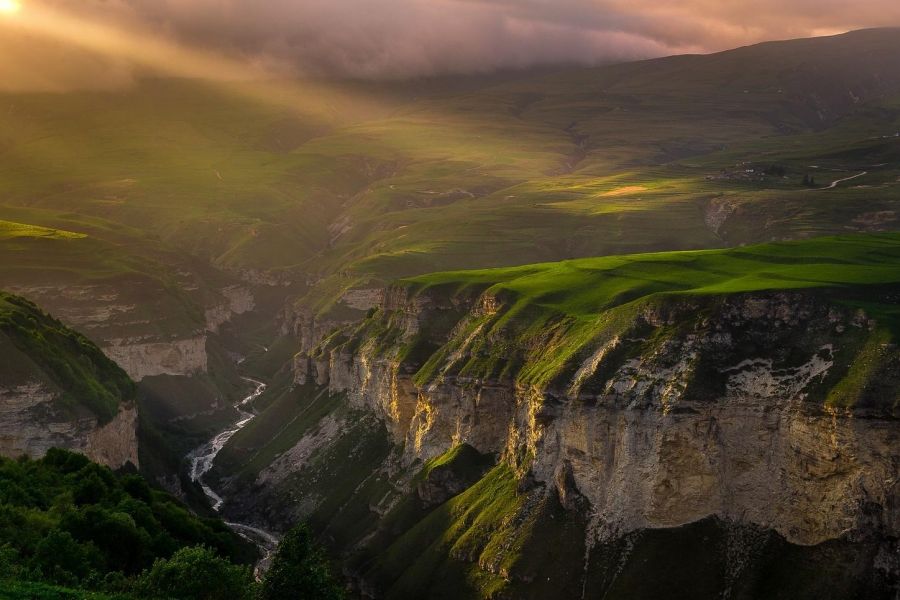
[{"left": 213, "top": 260, "right": 900, "bottom": 597}]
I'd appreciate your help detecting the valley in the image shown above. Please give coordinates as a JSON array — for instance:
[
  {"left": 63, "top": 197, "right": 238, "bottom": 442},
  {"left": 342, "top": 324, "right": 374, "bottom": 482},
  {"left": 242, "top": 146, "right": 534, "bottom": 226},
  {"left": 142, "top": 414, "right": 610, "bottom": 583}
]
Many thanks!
[{"left": 0, "top": 25, "right": 899, "bottom": 600}]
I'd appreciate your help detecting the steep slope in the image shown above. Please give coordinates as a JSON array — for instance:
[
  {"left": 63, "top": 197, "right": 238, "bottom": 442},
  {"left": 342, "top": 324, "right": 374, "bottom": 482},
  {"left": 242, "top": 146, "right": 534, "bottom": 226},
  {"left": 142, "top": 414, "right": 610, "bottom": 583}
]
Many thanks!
[
  {"left": 0, "top": 292, "right": 138, "bottom": 468},
  {"left": 217, "top": 234, "right": 900, "bottom": 598}
]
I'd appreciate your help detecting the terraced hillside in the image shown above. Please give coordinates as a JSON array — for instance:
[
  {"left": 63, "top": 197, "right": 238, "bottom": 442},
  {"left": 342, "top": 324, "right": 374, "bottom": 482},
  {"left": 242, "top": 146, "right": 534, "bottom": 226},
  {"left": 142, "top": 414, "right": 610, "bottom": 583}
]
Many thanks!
[{"left": 0, "top": 292, "right": 137, "bottom": 467}]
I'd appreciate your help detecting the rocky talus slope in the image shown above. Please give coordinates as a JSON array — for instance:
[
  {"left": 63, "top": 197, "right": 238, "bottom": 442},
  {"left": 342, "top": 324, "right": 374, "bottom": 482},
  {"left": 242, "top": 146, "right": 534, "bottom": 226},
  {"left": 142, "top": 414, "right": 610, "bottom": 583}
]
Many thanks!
[{"left": 0, "top": 293, "right": 138, "bottom": 469}]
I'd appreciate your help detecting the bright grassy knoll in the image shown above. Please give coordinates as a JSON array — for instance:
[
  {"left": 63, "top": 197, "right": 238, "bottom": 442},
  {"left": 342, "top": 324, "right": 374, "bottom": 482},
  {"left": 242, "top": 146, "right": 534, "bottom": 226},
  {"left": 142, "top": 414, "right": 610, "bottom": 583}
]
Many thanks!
[
  {"left": 401, "top": 234, "right": 900, "bottom": 388},
  {"left": 408, "top": 233, "right": 900, "bottom": 316},
  {"left": 0, "top": 220, "right": 86, "bottom": 241}
]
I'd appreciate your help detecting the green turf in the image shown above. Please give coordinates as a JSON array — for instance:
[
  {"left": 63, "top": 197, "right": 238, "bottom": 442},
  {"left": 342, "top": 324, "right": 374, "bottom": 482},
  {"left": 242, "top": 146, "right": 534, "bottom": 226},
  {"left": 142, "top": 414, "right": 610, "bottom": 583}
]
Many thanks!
[
  {"left": 0, "top": 220, "right": 86, "bottom": 241},
  {"left": 0, "top": 580, "right": 125, "bottom": 599},
  {"left": 374, "top": 233, "right": 900, "bottom": 389}
]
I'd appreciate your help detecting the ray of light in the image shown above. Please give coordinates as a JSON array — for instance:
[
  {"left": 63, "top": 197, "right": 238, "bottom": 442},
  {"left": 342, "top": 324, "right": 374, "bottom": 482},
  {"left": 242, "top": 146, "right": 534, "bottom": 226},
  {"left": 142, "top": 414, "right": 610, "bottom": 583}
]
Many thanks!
[{"left": 0, "top": 2, "right": 389, "bottom": 125}]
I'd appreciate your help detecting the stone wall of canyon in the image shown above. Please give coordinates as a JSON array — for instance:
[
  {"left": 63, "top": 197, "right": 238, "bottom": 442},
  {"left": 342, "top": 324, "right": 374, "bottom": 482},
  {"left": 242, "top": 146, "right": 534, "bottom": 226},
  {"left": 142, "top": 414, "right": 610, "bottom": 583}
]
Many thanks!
[
  {"left": 9, "top": 283, "right": 256, "bottom": 381},
  {"left": 292, "top": 287, "right": 899, "bottom": 548},
  {"left": 0, "top": 382, "right": 138, "bottom": 469}
]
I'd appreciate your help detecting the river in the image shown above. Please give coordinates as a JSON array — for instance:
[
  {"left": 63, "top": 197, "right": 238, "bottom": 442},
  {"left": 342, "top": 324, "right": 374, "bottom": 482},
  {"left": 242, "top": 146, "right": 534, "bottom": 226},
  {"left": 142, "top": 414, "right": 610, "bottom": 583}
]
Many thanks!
[{"left": 187, "top": 377, "right": 280, "bottom": 575}]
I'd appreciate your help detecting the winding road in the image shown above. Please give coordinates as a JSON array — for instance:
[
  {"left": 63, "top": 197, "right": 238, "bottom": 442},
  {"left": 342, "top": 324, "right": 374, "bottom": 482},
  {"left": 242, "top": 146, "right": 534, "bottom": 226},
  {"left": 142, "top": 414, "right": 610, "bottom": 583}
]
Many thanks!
[{"left": 187, "top": 377, "right": 280, "bottom": 575}]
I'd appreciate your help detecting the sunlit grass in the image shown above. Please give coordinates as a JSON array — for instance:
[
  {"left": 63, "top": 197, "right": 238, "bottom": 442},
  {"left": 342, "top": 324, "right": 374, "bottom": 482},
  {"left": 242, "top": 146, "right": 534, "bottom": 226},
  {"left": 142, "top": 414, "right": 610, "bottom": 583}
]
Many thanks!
[
  {"left": 404, "top": 233, "right": 900, "bottom": 387},
  {"left": 0, "top": 219, "right": 86, "bottom": 240}
]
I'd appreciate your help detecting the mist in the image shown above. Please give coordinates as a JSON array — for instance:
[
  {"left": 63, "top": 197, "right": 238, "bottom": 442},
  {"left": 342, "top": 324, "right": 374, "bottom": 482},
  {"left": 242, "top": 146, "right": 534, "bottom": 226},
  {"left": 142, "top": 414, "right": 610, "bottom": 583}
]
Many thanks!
[{"left": 1, "top": 0, "right": 899, "bottom": 91}]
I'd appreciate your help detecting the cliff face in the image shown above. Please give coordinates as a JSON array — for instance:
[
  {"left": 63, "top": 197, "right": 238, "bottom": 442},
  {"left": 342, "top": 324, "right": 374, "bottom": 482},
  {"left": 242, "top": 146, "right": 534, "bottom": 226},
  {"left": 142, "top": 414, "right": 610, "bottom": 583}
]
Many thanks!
[
  {"left": 102, "top": 335, "right": 209, "bottom": 381},
  {"left": 291, "top": 285, "right": 898, "bottom": 555},
  {"left": 0, "top": 383, "right": 138, "bottom": 469},
  {"left": 0, "top": 293, "right": 139, "bottom": 469},
  {"left": 6, "top": 282, "right": 255, "bottom": 381}
]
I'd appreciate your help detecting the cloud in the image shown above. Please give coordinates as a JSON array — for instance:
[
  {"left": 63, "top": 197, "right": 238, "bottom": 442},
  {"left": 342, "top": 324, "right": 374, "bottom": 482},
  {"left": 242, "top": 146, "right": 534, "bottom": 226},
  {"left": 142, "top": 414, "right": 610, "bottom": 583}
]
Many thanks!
[{"left": 1, "top": 0, "right": 899, "bottom": 90}]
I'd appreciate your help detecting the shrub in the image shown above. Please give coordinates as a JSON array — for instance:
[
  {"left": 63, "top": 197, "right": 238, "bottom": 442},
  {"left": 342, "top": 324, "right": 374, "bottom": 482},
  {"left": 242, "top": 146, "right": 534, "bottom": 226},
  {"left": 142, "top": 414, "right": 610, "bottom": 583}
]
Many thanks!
[
  {"left": 136, "top": 546, "right": 255, "bottom": 600},
  {"left": 260, "top": 524, "right": 344, "bottom": 600},
  {"left": 31, "top": 529, "right": 102, "bottom": 586}
]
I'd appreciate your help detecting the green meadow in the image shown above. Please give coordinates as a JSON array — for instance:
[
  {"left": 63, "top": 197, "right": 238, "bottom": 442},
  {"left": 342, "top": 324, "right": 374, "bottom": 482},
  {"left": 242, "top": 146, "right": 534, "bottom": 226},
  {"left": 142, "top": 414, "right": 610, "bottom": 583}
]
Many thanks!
[{"left": 395, "top": 233, "right": 900, "bottom": 389}]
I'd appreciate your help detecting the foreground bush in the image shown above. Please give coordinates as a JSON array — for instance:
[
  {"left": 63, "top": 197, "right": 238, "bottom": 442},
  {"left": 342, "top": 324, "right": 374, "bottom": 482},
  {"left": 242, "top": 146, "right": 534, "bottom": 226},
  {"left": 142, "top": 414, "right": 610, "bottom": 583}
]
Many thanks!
[
  {"left": 260, "top": 524, "right": 344, "bottom": 600},
  {"left": 136, "top": 546, "right": 255, "bottom": 600}
]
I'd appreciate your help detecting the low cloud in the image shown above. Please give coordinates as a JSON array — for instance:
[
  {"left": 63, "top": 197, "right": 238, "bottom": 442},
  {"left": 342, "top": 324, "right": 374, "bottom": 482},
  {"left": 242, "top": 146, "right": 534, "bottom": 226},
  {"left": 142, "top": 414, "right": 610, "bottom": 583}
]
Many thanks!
[{"left": 1, "top": 0, "right": 899, "bottom": 90}]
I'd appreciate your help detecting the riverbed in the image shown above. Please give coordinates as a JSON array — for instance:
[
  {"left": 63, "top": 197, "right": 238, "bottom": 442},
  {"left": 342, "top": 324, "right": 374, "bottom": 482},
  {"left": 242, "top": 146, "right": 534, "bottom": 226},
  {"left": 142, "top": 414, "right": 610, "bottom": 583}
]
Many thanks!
[{"left": 187, "top": 377, "right": 280, "bottom": 575}]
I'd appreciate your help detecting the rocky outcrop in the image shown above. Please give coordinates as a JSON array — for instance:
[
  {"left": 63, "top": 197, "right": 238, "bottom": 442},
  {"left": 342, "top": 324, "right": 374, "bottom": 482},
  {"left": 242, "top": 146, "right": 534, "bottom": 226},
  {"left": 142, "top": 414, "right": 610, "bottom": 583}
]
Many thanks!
[
  {"left": 0, "top": 382, "right": 138, "bottom": 469},
  {"left": 5, "top": 284, "right": 209, "bottom": 382},
  {"left": 205, "top": 285, "right": 255, "bottom": 333},
  {"left": 103, "top": 335, "right": 208, "bottom": 381},
  {"left": 7, "top": 282, "right": 257, "bottom": 382},
  {"left": 297, "top": 286, "right": 899, "bottom": 549},
  {"left": 86, "top": 403, "right": 140, "bottom": 468}
]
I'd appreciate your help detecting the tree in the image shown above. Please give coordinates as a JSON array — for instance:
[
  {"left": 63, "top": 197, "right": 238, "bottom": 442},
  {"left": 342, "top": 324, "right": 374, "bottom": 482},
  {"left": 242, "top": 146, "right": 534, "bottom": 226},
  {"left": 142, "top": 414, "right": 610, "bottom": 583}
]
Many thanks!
[
  {"left": 136, "top": 545, "right": 255, "bottom": 600},
  {"left": 0, "top": 544, "right": 21, "bottom": 580},
  {"left": 260, "top": 524, "right": 344, "bottom": 600},
  {"left": 30, "top": 529, "right": 102, "bottom": 586}
]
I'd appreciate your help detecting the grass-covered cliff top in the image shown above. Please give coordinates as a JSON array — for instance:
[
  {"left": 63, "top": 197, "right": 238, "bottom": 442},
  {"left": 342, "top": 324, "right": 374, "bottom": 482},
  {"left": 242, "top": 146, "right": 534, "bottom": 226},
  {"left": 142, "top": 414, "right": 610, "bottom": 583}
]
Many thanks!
[
  {"left": 376, "top": 234, "right": 900, "bottom": 395},
  {"left": 0, "top": 293, "right": 135, "bottom": 424},
  {"left": 405, "top": 233, "right": 900, "bottom": 317}
]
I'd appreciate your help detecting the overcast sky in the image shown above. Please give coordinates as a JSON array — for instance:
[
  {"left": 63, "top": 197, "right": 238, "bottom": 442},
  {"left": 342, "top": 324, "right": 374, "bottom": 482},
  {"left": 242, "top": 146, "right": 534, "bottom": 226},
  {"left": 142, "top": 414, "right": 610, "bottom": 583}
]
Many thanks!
[{"left": 2, "top": 0, "right": 899, "bottom": 89}]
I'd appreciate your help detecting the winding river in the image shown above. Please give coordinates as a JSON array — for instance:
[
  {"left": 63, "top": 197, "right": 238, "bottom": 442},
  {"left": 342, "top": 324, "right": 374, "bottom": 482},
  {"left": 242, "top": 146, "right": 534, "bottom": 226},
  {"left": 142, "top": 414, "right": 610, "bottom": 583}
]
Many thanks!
[{"left": 188, "top": 377, "right": 280, "bottom": 574}]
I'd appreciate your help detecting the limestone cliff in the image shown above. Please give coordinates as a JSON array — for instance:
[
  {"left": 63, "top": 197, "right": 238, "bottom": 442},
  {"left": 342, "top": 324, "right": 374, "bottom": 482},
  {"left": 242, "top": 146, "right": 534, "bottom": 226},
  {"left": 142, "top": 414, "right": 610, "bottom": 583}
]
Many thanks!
[
  {"left": 6, "top": 281, "right": 254, "bottom": 381},
  {"left": 296, "top": 288, "right": 899, "bottom": 547},
  {"left": 0, "top": 383, "right": 138, "bottom": 469},
  {"left": 103, "top": 335, "right": 209, "bottom": 381}
]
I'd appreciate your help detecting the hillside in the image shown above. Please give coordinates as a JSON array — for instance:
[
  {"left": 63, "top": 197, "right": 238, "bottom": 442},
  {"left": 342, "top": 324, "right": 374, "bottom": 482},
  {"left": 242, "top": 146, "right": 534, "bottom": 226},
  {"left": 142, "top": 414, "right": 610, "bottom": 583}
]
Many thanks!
[
  {"left": 0, "top": 292, "right": 138, "bottom": 468},
  {"left": 1, "top": 29, "right": 899, "bottom": 309},
  {"left": 293, "top": 27, "right": 900, "bottom": 313},
  {"left": 398, "top": 233, "right": 900, "bottom": 391}
]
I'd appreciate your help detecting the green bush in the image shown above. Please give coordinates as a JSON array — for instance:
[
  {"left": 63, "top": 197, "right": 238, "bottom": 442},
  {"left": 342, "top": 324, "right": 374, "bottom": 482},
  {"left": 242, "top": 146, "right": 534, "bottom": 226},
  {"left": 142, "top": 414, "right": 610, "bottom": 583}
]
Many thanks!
[
  {"left": 260, "top": 524, "right": 344, "bottom": 600},
  {"left": 0, "top": 451, "right": 253, "bottom": 596},
  {"left": 31, "top": 530, "right": 102, "bottom": 586},
  {"left": 136, "top": 546, "right": 255, "bottom": 600}
]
